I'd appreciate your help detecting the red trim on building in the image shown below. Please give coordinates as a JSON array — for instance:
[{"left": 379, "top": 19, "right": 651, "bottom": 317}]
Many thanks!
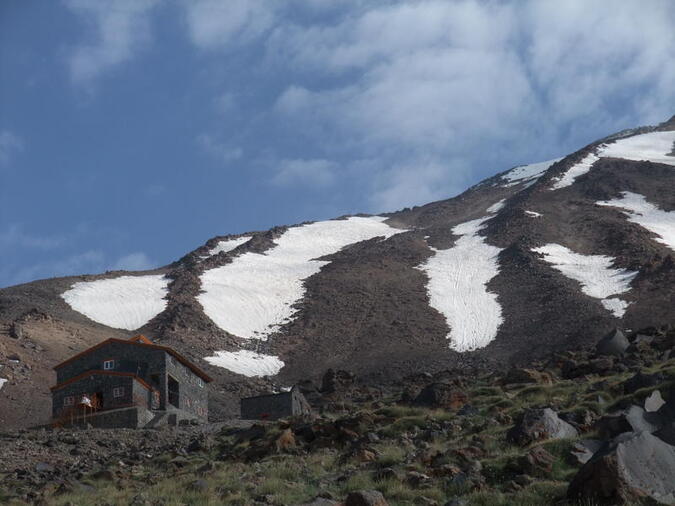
[
  {"left": 52, "top": 336, "right": 213, "bottom": 382},
  {"left": 50, "top": 370, "right": 158, "bottom": 393}
]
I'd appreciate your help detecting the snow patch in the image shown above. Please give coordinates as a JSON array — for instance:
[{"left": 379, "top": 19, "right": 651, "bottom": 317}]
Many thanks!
[
  {"left": 532, "top": 244, "right": 637, "bottom": 318},
  {"left": 501, "top": 158, "right": 562, "bottom": 187},
  {"left": 418, "top": 203, "right": 504, "bottom": 352},
  {"left": 597, "top": 192, "right": 675, "bottom": 252},
  {"left": 550, "top": 153, "right": 600, "bottom": 190},
  {"left": 0, "top": 378, "right": 7, "bottom": 390},
  {"left": 205, "top": 350, "right": 284, "bottom": 377},
  {"left": 207, "top": 236, "right": 251, "bottom": 256},
  {"left": 486, "top": 199, "right": 506, "bottom": 213},
  {"left": 525, "top": 210, "right": 542, "bottom": 218},
  {"left": 551, "top": 131, "right": 675, "bottom": 190},
  {"left": 62, "top": 275, "right": 169, "bottom": 330},
  {"left": 198, "top": 216, "right": 402, "bottom": 339},
  {"left": 601, "top": 298, "right": 631, "bottom": 318},
  {"left": 602, "top": 130, "right": 675, "bottom": 166}
]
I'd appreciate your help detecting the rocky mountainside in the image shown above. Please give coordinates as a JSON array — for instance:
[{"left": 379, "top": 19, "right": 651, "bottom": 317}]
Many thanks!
[
  {"left": 1, "top": 116, "right": 674, "bottom": 429},
  {"left": 1, "top": 325, "right": 674, "bottom": 505}
]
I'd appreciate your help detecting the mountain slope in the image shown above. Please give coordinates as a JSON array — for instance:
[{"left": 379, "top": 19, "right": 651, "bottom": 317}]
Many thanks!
[{"left": 1, "top": 116, "right": 674, "bottom": 428}]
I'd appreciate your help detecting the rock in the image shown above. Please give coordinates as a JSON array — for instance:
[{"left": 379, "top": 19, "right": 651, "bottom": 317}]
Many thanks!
[
  {"left": 503, "top": 368, "right": 552, "bottom": 385},
  {"left": 595, "top": 405, "right": 662, "bottom": 439},
  {"left": 275, "top": 428, "right": 296, "bottom": 452},
  {"left": 568, "top": 431, "right": 675, "bottom": 504},
  {"left": 91, "top": 469, "right": 115, "bottom": 481},
  {"left": 623, "top": 371, "right": 663, "bottom": 394},
  {"left": 373, "top": 467, "right": 403, "bottom": 482},
  {"left": 35, "top": 462, "right": 54, "bottom": 473},
  {"left": 507, "top": 408, "right": 578, "bottom": 446},
  {"left": 559, "top": 409, "right": 596, "bottom": 431},
  {"left": 569, "top": 439, "right": 603, "bottom": 465},
  {"left": 9, "top": 323, "right": 22, "bottom": 339},
  {"left": 655, "top": 423, "right": 675, "bottom": 445},
  {"left": 321, "top": 369, "right": 355, "bottom": 394},
  {"left": 345, "top": 489, "right": 389, "bottom": 506},
  {"left": 596, "top": 328, "right": 630, "bottom": 357},
  {"left": 354, "top": 448, "right": 377, "bottom": 462},
  {"left": 188, "top": 479, "right": 208, "bottom": 492},
  {"left": 645, "top": 390, "right": 666, "bottom": 412},
  {"left": 457, "top": 404, "right": 478, "bottom": 417},
  {"left": 413, "top": 383, "right": 468, "bottom": 410},
  {"left": 517, "top": 446, "right": 555, "bottom": 476},
  {"left": 406, "top": 471, "right": 431, "bottom": 488},
  {"left": 186, "top": 437, "right": 210, "bottom": 453},
  {"left": 633, "top": 333, "right": 655, "bottom": 345}
]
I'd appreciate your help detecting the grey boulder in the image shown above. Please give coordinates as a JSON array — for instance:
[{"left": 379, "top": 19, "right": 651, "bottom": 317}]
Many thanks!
[
  {"left": 506, "top": 408, "right": 578, "bottom": 446},
  {"left": 596, "top": 328, "right": 630, "bottom": 356},
  {"left": 568, "top": 431, "right": 675, "bottom": 504}
]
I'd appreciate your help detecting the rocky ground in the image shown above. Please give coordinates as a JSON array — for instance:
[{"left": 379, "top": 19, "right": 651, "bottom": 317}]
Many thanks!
[{"left": 1, "top": 325, "right": 674, "bottom": 505}]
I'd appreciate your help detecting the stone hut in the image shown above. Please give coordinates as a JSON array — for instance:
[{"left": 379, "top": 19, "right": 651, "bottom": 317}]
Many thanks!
[
  {"left": 51, "top": 335, "right": 212, "bottom": 428},
  {"left": 241, "top": 385, "right": 312, "bottom": 420}
]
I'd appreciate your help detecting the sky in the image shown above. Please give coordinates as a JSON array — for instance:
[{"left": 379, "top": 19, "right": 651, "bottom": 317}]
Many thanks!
[{"left": 1, "top": 0, "right": 674, "bottom": 288}]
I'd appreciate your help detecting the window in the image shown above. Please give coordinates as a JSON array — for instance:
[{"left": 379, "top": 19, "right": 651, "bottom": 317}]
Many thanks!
[
  {"left": 197, "top": 378, "right": 204, "bottom": 388},
  {"left": 113, "top": 387, "right": 124, "bottom": 398},
  {"left": 103, "top": 360, "right": 115, "bottom": 370},
  {"left": 63, "top": 396, "right": 74, "bottom": 406}
]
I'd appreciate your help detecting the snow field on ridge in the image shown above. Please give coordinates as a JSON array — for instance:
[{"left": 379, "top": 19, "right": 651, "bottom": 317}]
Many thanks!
[
  {"left": 597, "top": 192, "right": 675, "bottom": 252},
  {"left": 418, "top": 203, "right": 504, "bottom": 352},
  {"left": 550, "top": 153, "right": 599, "bottom": 190},
  {"left": 207, "top": 236, "right": 251, "bottom": 256},
  {"left": 532, "top": 244, "right": 638, "bottom": 318},
  {"left": 198, "top": 216, "right": 402, "bottom": 340},
  {"left": 551, "top": 131, "right": 675, "bottom": 191},
  {"left": 61, "top": 275, "right": 169, "bottom": 330},
  {"left": 204, "top": 350, "right": 284, "bottom": 377},
  {"left": 501, "top": 158, "right": 562, "bottom": 187}
]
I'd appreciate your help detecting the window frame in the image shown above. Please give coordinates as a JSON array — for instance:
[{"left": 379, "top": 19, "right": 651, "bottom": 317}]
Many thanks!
[
  {"left": 103, "top": 359, "right": 115, "bottom": 370},
  {"left": 112, "top": 386, "right": 125, "bottom": 398},
  {"left": 63, "top": 396, "right": 75, "bottom": 406}
]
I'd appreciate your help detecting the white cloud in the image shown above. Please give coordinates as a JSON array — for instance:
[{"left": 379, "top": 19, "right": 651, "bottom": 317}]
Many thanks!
[
  {"left": 0, "top": 225, "right": 64, "bottom": 250},
  {"left": 196, "top": 133, "right": 243, "bottom": 163},
  {"left": 1, "top": 250, "right": 106, "bottom": 288},
  {"left": 271, "top": 158, "right": 337, "bottom": 187},
  {"left": 0, "top": 130, "right": 24, "bottom": 166},
  {"left": 65, "top": 0, "right": 161, "bottom": 83},
  {"left": 111, "top": 252, "right": 155, "bottom": 271},
  {"left": 265, "top": 0, "right": 675, "bottom": 210},
  {"left": 181, "top": 0, "right": 276, "bottom": 49}
]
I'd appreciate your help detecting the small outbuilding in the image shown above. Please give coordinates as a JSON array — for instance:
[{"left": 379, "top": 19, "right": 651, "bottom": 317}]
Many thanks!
[
  {"left": 241, "top": 386, "right": 312, "bottom": 420},
  {"left": 51, "top": 334, "right": 212, "bottom": 428}
]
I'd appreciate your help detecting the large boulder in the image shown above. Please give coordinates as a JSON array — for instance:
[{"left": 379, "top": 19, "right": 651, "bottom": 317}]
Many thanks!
[
  {"left": 506, "top": 408, "right": 578, "bottom": 446},
  {"left": 413, "top": 383, "right": 468, "bottom": 410},
  {"left": 596, "top": 329, "right": 630, "bottom": 357},
  {"left": 622, "top": 371, "right": 664, "bottom": 394},
  {"left": 595, "top": 405, "right": 663, "bottom": 439},
  {"left": 646, "top": 390, "right": 666, "bottom": 412},
  {"left": 345, "top": 490, "right": 389, "bottom": 506},
  {"left": 568, "top": 431, "right": 675, "bottom": 504}
]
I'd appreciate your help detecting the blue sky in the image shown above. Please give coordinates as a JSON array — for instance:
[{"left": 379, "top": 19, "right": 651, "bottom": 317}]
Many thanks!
[{"left": 1, "top": 0, "right": 674, "bottom": 287}]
